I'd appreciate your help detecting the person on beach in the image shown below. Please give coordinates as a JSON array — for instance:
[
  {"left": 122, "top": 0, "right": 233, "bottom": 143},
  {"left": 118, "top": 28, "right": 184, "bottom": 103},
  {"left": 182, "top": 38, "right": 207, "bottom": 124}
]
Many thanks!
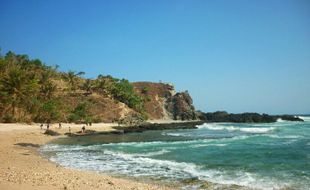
[
  {"left": 40, "top": 123, "right": 43, "bottom": 130},
  {"left": 82, "top": 126, "right": 86, "bottom": 133},
  {"left": 59, "top": 123, "right": 62, "bottom": 129},
  {"left": 47, "top": 123, "right": 50, "bottom": 130}
]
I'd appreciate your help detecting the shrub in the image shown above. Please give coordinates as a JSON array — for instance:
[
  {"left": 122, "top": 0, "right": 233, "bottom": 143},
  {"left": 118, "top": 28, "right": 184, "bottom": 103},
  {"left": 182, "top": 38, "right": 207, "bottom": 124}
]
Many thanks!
[{"left": 68, "top": 102, "right": 92, "bottom": 123}]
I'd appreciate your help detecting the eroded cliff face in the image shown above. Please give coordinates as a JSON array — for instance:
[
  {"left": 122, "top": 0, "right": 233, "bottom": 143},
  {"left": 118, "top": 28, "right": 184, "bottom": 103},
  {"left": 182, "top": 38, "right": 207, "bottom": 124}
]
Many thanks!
[
  {"left": 165, "top": 91, "right": 198, "bottom": 120},
  {"left": 133, "top": 82, "right": 197, "bottom": 120}
]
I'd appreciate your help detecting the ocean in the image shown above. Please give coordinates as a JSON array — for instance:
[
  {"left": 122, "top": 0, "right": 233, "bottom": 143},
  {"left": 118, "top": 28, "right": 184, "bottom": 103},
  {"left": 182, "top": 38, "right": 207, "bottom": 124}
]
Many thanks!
[{"left": 41, "top": 117, "right": 310, "bottom": 189}]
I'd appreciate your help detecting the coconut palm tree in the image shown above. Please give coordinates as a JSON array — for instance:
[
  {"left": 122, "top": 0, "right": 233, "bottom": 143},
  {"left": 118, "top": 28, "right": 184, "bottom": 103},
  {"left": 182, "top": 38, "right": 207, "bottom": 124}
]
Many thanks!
[
  {"left": 82, "top": 79, "right": 94, "bottom": 95},
  {"left": 0, "top": 67, "right": 39, "bottom": 117},
  {"left": 39, "top": 70, "right": 56, "bottom": 100},
  {"left": 64, "top": 70, "right": 85, "bottom": 91}
]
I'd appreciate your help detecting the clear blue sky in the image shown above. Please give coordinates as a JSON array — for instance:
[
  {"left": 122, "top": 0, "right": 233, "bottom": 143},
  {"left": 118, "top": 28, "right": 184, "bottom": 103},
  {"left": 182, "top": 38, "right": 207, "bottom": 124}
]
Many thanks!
[{"left": 1, "top": 0, "right": 309, "bottom": 114}]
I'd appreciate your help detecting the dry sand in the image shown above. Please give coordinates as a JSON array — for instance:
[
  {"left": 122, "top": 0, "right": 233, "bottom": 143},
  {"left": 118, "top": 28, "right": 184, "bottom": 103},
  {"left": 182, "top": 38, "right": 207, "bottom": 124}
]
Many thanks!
[{"left": 0, "top": 123, "right": 175, "bottom": 190}]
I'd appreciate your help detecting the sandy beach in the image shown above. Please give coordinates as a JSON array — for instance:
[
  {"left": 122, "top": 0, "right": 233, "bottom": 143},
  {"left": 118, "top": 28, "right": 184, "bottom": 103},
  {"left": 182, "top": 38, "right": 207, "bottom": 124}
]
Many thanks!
[{"left": 0, "top": 123, "right": 174, "bottom": 190}]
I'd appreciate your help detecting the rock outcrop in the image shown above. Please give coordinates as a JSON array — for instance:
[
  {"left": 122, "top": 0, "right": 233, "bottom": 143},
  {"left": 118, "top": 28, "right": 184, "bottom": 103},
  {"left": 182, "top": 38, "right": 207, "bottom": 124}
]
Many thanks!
[
  {"left": 133, "top": 82, "right": 197, "bottom": 120},
  {"left": 197, "top": 111, "right": 304, "bottom": 123},
  {"left": 114, "top": 120, "right": 204, "bottom": 133},
  {"left": 165, "top": 91, "right": 198, "bottom": 120}
]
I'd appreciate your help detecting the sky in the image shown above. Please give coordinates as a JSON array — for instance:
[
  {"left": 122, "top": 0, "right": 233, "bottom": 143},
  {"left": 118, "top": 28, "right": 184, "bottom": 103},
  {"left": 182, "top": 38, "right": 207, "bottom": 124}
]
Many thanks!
[{"left": 0, "top": 0, "right": 309, "bottom": 114}]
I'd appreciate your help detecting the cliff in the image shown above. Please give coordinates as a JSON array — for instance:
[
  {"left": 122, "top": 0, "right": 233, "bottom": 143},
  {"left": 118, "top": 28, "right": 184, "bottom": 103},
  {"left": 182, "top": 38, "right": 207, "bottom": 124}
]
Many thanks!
[{"left": 133, "top": 82, "right": 198, "bottom": 120}]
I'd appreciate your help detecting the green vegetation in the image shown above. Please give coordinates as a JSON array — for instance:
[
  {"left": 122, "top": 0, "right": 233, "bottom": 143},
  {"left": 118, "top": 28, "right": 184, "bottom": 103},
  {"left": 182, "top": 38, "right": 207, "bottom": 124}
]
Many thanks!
[
  {"left": 0, "top": 50, "right": 146, "bottom": 123},
  {"left": 68, "top": 102, "right": 92, "bottom": 123},
  {"left": 92, "top": 75, "right": 144, "bottom": 111},
  {"left": 141, "top": 86, "right": 149, "bottom": 95},
  {"left": 63, "top": 70, "right": 85, "bottom": 91}
]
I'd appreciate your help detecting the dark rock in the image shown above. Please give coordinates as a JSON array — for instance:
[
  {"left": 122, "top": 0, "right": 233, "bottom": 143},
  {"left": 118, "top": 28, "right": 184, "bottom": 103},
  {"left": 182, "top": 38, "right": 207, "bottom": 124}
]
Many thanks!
[
  {"left": 14, "top": 143, "right": 40, "bottom": 148},
  {"left": 113, "top": 120, "right": 205, "bottom": 133},
  {"left": 66, "top": 129, "right": 124, "bottom": 137},
  {"left": 166, "top": 91, "right": 198, "bottom": 120},
  {"left": 118, "top": 114, "right": 146, "bottom": 126},
  {"left": 276, "top": 115, "right": 304, "bottom": 122},
  {"left": 198, "top": 111, "right": 303, "bottom": 123},
  {"left": 44, "top": 129, "right": 60, "bottom": 136}
]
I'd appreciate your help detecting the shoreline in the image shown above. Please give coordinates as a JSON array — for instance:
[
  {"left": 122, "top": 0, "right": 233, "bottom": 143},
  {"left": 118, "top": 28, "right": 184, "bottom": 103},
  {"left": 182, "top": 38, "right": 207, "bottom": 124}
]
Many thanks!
[{"left": 0, "top": 122, "right": 178, "bottom": 190}]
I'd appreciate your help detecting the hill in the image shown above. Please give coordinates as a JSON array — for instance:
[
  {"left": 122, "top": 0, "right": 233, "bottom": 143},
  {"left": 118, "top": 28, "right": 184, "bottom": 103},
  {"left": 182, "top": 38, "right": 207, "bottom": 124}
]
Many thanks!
[{"left": 0, "top": 51, "right": 197, "bottom": 123}]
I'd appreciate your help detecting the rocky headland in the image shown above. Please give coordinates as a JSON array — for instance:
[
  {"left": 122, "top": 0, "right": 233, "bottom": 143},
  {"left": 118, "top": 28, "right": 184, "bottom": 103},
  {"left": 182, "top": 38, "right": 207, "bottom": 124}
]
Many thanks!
[{"left": 197, "top": 111, "right": 304, "bottom": 123}]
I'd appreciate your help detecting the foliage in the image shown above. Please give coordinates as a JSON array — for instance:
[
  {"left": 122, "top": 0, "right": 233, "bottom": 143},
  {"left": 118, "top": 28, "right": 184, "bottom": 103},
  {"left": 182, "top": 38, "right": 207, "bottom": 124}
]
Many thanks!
[
  {"left": 93, "top": 76, "right": 144, "bottom": 112},
  {"left": 111, "top": 79, "right": 144, "bottom": 111},
  {"left": 0, "top": 50, "right": 146, "bottom": 123},
  {"left": 82, "top": 79, "right": 94, "bottom": 94},
  {"left": 35, "top": 100, "right": 61, "bottom": 122},
  {"left": 0, "top": 57, "right": 40, "bottom": 118},
  {"left": 63, "top": 70, "right": 85, "bottom": 91},
  {"left": 68, "top": 102, "right": 92, "bottom": 123},
  {"left": 0, "top": 51, "right": 61, "bottom": 122},
  {"left": 141, "top": 86, "right": 149, "bottom": 95}
]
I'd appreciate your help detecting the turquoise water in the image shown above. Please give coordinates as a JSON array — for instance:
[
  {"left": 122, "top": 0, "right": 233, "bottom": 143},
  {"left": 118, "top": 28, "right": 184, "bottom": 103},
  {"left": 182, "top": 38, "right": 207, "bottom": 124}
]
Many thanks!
[{"left": 41, "top": 117, "right": 310, "bottom": 189}]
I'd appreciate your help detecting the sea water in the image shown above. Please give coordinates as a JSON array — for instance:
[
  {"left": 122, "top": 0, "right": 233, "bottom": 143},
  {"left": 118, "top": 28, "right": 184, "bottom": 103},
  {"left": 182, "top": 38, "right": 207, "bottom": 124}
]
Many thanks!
[{"left": 41, "top": 117, "right": 310, "bottom": 189}]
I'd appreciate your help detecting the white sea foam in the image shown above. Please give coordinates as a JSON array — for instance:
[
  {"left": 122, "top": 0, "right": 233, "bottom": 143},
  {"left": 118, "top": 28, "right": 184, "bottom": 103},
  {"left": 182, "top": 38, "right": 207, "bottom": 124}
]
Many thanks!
[
  {"left": 162, "top": 132, "right": 192, "bottom": 137},
  {"left": 103, "top": 135, "right": 254, "bottom": 147},
  {"left": 299, "top": 116, "right": 310, "bottom": 122},
  {"left": 44, "top": 146, "right": 294, "bottom": 190},
  {"left": 130, "top": 149, "right": 170, "bottom": 157},
  {"left": 263, "top": 134, "right": 303, "bottom": 139},
  {"left": 239, "top": 127, "right": 275, "bottom": 133},
  {"left": 41, "top": 144, "right": 103, "bottom": 152},
  {"left": 196, "top": 123, "right": 275, "bottom": 133},
  {"left": 196, "top": 123, "right": 234, "bottom": 130},
  {"left": 106, "top": 141, "right": 165, "bottom": 146},
  {"left": 49, "top": 148, "right": 212, "bottom": 180}
]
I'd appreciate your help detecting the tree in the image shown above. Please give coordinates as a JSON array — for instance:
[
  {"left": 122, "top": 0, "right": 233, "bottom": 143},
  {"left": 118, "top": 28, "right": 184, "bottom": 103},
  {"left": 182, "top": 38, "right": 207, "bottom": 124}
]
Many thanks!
[
  {"left": 68, "top": 102, "right": 92, "bottom": 123},
  {"left": 64, "top": 70, "right": 85, "bottom": 91},
  {"left": 34, "top": 100, "right": 61, "bottom": 122},
  {"left": 82, "top": 79, "right": 94, "bottom": 94},
  {"left": 39, "top": 70, "right": 57, "bottom": 100},
  {"left": 94, "top": 74, "right": 116, "bottom": 95},
  {"left": 0, "top": 67, "right": 39, "bottom": 118},
  {"left": 111, "top": 79, "right": 144, "bottom": 112}
]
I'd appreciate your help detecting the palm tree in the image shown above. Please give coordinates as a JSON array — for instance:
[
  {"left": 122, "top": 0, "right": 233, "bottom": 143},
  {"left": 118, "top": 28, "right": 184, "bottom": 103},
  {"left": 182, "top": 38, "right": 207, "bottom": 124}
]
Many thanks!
[
  {"left": 64, "top": 70, "right": 85, "bottom": 91},
  {"left": 82, "top": 79, "right": 93, "bottom": 95},
  {"left": 0, "top": 67, "right": 39, "bottom": 117},
  {"left": 94, "top": 75, "right": 107, "bottom": 94},
  {"left": 39, "top": 70, "right": 56, "bottom": 100},
  {"left": 94, "top": 75, "right": 116, "bottom": 95}
]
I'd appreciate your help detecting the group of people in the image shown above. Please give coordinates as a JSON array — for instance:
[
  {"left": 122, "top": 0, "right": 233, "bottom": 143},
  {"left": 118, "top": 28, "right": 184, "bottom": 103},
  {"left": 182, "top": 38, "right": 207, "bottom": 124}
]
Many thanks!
[
  {"left": 39, "top": 123, "right": 88, "bottom": 134},
  {"left": 40, "top": 123, "right": 61, "bottom": 130},
  {"left": 40, "top": 123, "right": 50, "bottom": 130}
]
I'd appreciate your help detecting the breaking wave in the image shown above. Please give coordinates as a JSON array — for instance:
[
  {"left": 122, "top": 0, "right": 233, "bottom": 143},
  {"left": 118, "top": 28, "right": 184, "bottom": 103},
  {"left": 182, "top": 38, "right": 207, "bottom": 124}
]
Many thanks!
[
  {"left": 196, "top": 123, "right": 275, "bottom": 133},
  {"left": 42, "top": 144, "right": 294, "bottom": 190}
]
